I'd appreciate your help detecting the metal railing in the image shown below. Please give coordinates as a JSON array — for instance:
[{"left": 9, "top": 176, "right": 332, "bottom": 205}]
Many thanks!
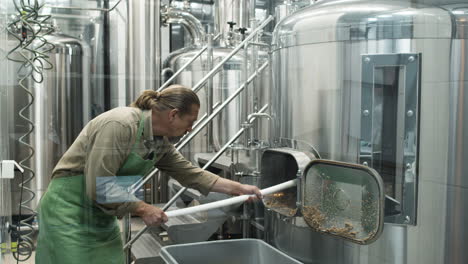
[
  {"left": 124, "top": 60, "right": 269, "bottom": 250},
  {"left": 129, "top": 61, "right": 269, "bottom": 196},
  {"left": 124, "top": 103, "right": 269, "bottom": 250},
  {"left": 123, "top": 15, "right": 274, "bottom": 251},
  {"left": 157, "top": 33, "right": 222, "bottom": 92},
  {"left": 192, "top": 16, "right": 273, "bottom": 93}
]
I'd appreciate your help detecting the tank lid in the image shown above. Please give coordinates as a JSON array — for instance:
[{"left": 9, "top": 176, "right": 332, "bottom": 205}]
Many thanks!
[{"left": 272, "top": 0, "right": 456, "bottom": 50}]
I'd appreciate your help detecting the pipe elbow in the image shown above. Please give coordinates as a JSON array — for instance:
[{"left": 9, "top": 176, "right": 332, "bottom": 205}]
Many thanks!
[{"left": 161, "top": 6, "right": 206, "bottom": 46}]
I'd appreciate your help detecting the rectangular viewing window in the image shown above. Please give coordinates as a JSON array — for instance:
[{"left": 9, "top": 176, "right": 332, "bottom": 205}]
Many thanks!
[{"left": 360, "top": 53, "right": 420, "bottom": 225}]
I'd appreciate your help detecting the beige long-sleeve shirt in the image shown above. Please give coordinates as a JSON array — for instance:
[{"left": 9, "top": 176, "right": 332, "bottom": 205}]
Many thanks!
[{"left": 52, "top": 107, "right": 220, "bottom": 217}]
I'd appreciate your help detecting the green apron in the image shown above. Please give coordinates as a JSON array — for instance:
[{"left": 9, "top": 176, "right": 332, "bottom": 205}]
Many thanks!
[{"left": 36, "top": 112, "right": 156, "bottom": 264}]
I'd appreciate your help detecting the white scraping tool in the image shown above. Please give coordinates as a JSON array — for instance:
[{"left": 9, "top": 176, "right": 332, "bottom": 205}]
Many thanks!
[{"left": 165, "top": 179, "right": 297, "bottom": 218}]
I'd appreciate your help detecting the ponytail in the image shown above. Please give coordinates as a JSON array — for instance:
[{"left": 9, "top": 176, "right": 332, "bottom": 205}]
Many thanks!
[{"left": 130, "top": 84, "right": 200, "bottom": 115}]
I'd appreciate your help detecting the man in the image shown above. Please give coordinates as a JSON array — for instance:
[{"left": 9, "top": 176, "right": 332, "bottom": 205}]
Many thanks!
[{"left": 36, "top": 85, "right": 262, "bottom": 264}]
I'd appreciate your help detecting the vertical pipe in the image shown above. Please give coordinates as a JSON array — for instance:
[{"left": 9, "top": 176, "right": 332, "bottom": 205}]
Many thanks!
[
  {"left": 153, "top": 0, "right": 162, "bottom": 88},
  {"left": 250, "top": 0, "right": 259, "bottom": 140},
  {"left": 103, "top": 0, "right": 111, "bottom": 110},
  {"left": 244, "top": 2, "right": 256, "bottom": 235},
  {"left": 242, "top": 202, "right": 250, "bottom": 238},
  {"left": 126, "top": 0, "right": 161, "bottom": 104},
  {"left": 206, "top": 34, "right": 214, "bottom": 152},
  {"left": 123, "top": 214, "right": 131, "bottom": 264},
  {"left": 124, "top": 0, "right": 161, "bottom": 260},
  {"left": 242, "top": 42, "right": 250, "bottom": 146}
]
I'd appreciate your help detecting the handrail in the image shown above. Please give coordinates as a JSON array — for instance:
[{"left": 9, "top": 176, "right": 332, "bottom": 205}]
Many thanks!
[
  {"left": 157, "top": 33, "right": 221, "bottom": 92},
  {"left": 129, "top": 61, "right": 269, "bottom": 194},
  {"left": 124, "top": 16, "right": 273, "bottom": 252},
  {"left": 191, "top": 15, "right": 274, "bottom": 93},
  {"left": 123, "top": 103, "right": 269, "bottom": 250}
]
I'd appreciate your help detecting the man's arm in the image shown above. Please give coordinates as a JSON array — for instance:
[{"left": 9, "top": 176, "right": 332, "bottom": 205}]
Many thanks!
[
  {"left": 210, "top": 177, "right": 263, "bottom": 199},
  {"left": 156, "top": 141, "right": 262, "bottom": 198}
]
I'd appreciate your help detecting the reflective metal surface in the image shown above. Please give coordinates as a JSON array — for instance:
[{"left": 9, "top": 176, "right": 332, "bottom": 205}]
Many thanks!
[
  {"left": 1, "top": 2, "right": 14, "bottom": 260},
  {"left": 259, "top": 148, "right": 315, "bottom": 217},
  {"left": 126, "top": 0, "right": 161, "bottom": 104},
  {"left": 165, "top": 47, "right": 270, "bottom": 162},
  {"left": 162, "top": 6, "right": 206, "bottom": 46},
  {"left": 215, "top": 0, "right": 251, "bottom": 42},
  {"left": 269, "top": 0, "right": 468, "bottom": 263},
  {"left": 8, "top": 33, "right": 90, "bottom": 213},
  {"left": 360, "top": 53, "right": 420, "bottom": 225}
]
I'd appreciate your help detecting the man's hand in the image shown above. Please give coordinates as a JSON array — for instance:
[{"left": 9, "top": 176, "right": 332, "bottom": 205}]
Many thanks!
[
  {"left": 133, "top": 201, "right": 168, "bottom": 226},
  {"left": 211, "top": 178, "right": 263, "bottom": 200},
  {"left": 235, "top": 183, "right": 263, "bottom": 202}
]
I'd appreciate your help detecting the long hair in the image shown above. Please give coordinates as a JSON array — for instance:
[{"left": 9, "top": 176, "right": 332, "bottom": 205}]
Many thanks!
[{"left": 130, "top": 84, "right": 200, "bottom": 115}]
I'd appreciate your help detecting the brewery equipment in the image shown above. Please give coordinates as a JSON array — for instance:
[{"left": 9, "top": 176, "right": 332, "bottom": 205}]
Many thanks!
[
  {"left": 9, "top": 32, "right": 91, "bottom": 213},
  {"left": 267, "top": 0, "right": 468, "bottom": 263}
]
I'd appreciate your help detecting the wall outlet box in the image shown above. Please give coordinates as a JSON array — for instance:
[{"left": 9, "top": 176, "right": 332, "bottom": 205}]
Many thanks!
[{"left": 0, "top": 160, "right": 24, "bottom": 179}]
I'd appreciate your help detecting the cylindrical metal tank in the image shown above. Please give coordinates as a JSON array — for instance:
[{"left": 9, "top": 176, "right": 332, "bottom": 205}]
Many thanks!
[
  {"left": 9, "top": 33, "right": 90, "bottom": 213},
  {"left": 215, "top": 0, "right": 251, "bottom": 38},
  {"left": 269, "top": 0, "right": 468, "bottom": 263},
  {"left": 164, "top": 45, "right": 270, "bottom": 163}
]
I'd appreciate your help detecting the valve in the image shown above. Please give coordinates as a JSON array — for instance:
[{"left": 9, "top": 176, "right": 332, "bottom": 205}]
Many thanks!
[
  {"left": 227, "top": 21, "right": 237, "bottom": 31},
  {"left": 238, "top": 27, "right": 248, "bottom": 35},
  {"left": 238, "top": 27, "right": 248, "bottom": 40}
]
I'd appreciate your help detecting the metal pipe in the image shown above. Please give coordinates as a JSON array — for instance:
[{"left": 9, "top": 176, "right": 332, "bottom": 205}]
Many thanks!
[
  {"left": 123, "top": 214, "right": 131, "bottom": 264},
  {"left": 241, "top": 41, "right": 250, "bottom": 146},
  {"left": 157, "top": 34, "right": 221, "bottom": 92},
  {"left": 251, "top": 10, "right": 259, "bottom": 141},
  {"left": 191, "top": 15, "right": 274, "bottom": 93},
  {"left": 103, "top": 0, "right": 111, "bottom": 110},
  {"left": 242, "top": 202, "right": 250, "bottom": 238},
  {"left": 45, "top": 0, "right": 123, "bottom": 12},
  {"left": 162, "top": 6, "right": 206, "bottom": 46},
  {"left": 123, "top": 2, "right": 161, "bottom": 258},
  {"left": 124, "top": 104, "right": 269, "bottom": 250},
  {"left": 248, "top": 112, "right": 272, "bottom": 122},
  {"left": 247, "top": 42, "right": 270, "bottom": 47},
  {"left": 126, "top": 0, "right": 161, "bottom": 103},
  {"left": 206, "top": 33, "right": 214, "bottom": 151},
  {"left": 176, "top": 61, "right": 269, "bottom": 148}
]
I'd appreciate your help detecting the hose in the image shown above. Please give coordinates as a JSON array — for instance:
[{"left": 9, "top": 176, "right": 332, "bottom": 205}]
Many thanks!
[{"left": 6, "top": 0, "right": 54, "bottom": 261}]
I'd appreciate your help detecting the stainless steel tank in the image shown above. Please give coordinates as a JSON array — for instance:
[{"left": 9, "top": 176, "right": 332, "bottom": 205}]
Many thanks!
[
  {"left": 9, "top": 33, "right": 91, "bottom": 213},
  {"left": 269, "top": 0, "right": 468, "bottom": 263},
  {"left": 164, "top": 46, "right": 270, "bottom": 163},
  {"left": 215, "top": 0, "right": 251, "bottom": 33}
]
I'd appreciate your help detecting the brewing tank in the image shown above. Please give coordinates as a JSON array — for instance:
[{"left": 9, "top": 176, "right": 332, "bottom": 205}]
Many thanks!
[
  {"left": 164, "top": 46, "right": 270, "bottom": 163},
  {"left": 9, "top": 33, "right": 91, "bottom": 213},
  {"left": 269, "top": 0, "right": 468, "bottom": 263}
]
